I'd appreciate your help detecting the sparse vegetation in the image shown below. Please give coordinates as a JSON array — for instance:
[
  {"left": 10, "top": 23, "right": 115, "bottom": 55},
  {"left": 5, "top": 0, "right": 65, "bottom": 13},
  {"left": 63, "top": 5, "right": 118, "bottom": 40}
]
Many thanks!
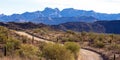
[
  {"left": 0, "top": 26, "right": 79, "bottom": 60},
  {"left": 0, "top": 25, "right": 120, "bottom": 60},
  {"left": 28, "top": 28, "right": 120, "bottom": 60}
]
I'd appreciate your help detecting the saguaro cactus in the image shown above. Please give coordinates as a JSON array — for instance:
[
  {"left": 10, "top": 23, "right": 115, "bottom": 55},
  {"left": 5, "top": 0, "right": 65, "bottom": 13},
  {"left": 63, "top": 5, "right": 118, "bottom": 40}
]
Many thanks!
[
  {"left": 3, "top": 46, "right": 6, "bottom": 56},
  {"left": 113, "top": 54, "right": 116, "bottom": 60}
]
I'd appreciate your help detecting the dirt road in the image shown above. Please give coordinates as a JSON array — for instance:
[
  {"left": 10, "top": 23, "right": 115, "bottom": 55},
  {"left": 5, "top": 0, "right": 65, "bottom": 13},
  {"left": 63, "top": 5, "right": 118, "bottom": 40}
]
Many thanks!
[
  {"left": 79, "top": 49, "right": 103, "bottom": 60},
  {"left": 15, "top": 31, "right": 103, "bottom": 60},
  {"left": 14, "top": 31, "right": 53, "bottom": 43}
]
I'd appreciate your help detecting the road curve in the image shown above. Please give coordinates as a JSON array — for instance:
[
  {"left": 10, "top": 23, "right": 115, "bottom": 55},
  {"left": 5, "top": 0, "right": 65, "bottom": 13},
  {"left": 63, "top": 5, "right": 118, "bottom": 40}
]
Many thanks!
[
  {"left": 14, "top": 31, "right": 103, "bottom": 60},
  {"left": 79, "top": 49, "right": 103, "bottom": 60}
]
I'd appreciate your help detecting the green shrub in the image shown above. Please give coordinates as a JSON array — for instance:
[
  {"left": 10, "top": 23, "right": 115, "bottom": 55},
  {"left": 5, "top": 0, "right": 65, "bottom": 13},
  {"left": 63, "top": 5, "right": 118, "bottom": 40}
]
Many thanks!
[
  {"left": 64, "top": 42, "right": 80, "bottom": 56},
  {"left": 42, "top": 43, "right": 75, "bottom": 60},
  {"left": 0, "top": 26, "right": 8, "bottom": 43},
  {"left": 5, "top": 38, "right": 21, "bottom": 55},
  {"left": 109, "top": 44, "right": 120, "bottom": 53},
  {"left": 93, "top": 41, "right": 105, "bottom": 48},
  {"left": 17, "top": 44, "right": 41, "bottom": 60},
  {"left": 66, "top": 30, "right": 75, "bottom": 34},
  {"left": 0, "top": 34, "right": 7, "bottom": 43}
]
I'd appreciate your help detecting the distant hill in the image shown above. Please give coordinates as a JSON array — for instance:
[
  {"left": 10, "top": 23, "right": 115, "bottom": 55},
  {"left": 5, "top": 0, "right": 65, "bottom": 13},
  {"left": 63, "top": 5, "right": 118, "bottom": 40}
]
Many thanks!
[
  {"left": 52, "top": 20, "right": 120, "bottom": 34},
  {"left": 52, "top": 22, "right": 105, "bottom": 33},
  {"left": 95, "top": 20, "right": 120, "bottom": 34},
  {"left": 0, "top": 7, "right": 120, "bottom": 25},
  {"left": 0, "top": 22, "right": 47, "bottom": 30},
  {"left": 1, "top": 20, "right": 120, "bottom": 34}
]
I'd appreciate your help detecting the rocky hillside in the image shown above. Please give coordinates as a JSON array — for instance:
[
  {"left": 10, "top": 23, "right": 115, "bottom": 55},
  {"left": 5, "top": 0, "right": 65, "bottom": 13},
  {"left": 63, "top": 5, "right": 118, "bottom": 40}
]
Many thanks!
[
  {"left": 95, "top": 20, "right": 120, "bottom": 34},
  {"left": 52, "top": 20, "right": 120, "bottom": 34},
  {"left": 0, "top": 20, "right": 120, "bottom": 34},
  {"left": 52, "top": 22, "right": 105, "bottom": 33}
]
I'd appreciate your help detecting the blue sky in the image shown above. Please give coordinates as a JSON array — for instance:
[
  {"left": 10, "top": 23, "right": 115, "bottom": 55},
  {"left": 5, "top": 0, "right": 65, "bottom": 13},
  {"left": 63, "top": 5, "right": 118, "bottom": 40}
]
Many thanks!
[{"left": 0, "top": 0, "right": 120, "bottom": 15}]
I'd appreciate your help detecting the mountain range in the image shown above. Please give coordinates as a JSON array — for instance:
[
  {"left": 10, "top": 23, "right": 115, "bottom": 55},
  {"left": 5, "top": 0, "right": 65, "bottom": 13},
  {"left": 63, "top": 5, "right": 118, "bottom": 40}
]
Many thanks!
[{"left": 0, "top": 7, "right": 120, "bottom": 25}]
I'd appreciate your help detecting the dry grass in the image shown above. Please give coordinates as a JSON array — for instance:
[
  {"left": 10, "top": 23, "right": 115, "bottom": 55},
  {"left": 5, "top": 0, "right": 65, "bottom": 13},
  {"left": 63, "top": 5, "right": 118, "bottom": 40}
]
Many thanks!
[{"left": 0, "top": 57, "right": 30, "bottom": 60}]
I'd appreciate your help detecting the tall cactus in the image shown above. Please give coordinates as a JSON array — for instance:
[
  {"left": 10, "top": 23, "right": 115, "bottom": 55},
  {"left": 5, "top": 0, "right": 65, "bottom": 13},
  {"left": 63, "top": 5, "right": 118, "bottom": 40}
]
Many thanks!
[
  {"left": 3, "top": 46, "right": 6, "bottom": 56},
  {"left": 113, "top": 54, "right": 116, "bottom": 60},
  {"left": 32, "top": 35, "right": 34, "bottom": 44}
]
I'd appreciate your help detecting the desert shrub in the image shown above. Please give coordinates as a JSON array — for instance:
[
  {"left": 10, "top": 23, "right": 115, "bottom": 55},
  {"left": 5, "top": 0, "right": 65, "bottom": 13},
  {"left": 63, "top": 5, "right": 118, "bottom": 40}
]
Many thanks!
[
  {"left": 38, "top": 42, "right": 46, "bottom": 50},
  {"left": 65, "top": 37, "right": 75, "bottom": 42},
  {"left": 61, "top": 34, "right": 80, "bottom": 42},
  {"left": 17, "top": 44, "right": 41, "bottom": 60},
  {"left": 93, "top": 41, "right": 105, "bottom": 48},
  {"left": 0, "top": 34, "right": 7, "bottom": 43},
  {"left": 66, "top": 30, "right": 75, "bottom": 34},
  {"left": 0, "top": 26, "right": 8, "bottom": 43},
  {"left": 65, "top": 42, "right": 80, "bottom": 54},
  {"left": 108, "top": 44, "right": 120, "bottom": 53},
  {"left": 42, "top": 43, "right": 75, "bottom": 60},
  {"left": 5, "top": 38, "right": 21, "bottom": 55}
]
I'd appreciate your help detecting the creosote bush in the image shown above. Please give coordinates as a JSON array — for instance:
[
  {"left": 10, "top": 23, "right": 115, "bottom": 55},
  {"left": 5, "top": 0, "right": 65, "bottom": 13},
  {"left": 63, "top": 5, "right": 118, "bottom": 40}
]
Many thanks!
[
  {"left": 64, "top": 42, "right": 80, "bottom": 59},
  {"left": 65, "top": 42, "right": 80, "bottom": 54},
  {"left": 17, "top": 44, "right": 41, "bottom": 60},
  {"left": 93, "top": 41, "right": 105, "bottom": 48},
  {"left": 42, "top": 43, "right": 75, "bottom": 60},
  {"left": 5, "top": 38, "right": 21, "bottom": 55}
]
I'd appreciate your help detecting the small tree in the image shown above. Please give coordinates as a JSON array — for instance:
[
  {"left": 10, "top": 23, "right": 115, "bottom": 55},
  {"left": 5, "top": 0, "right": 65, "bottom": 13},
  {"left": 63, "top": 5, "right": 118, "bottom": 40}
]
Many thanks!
[
  {"left": 93, "top": 41, "right": 105, "bottom": 48},
  {"left": 64, "top": 42, "right": 80, "bottom": 59},
  {"left": 5, "top": 38, "right": 21, "bottom": 56},
  {"left": 0, "top": 26, "right": 8, "bottom": 43},
  {"left": 42, "top": 43, "right": 75, "bottom": 60},
  {"left": 17, "top": 44, "right": 41, "bottom": 60}
]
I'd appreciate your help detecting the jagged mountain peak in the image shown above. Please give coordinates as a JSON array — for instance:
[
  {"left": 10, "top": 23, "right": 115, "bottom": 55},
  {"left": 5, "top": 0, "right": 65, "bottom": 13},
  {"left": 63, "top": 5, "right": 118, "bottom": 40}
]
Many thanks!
[
  {"left": 43, "top": 7, "right": 60, "bottom": 13},
  {"left": 42, "top": 7, "right": 61, "bottom": 17},
  {"left": 0, "top": 14, "right": 5, "bottom": 17}
]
